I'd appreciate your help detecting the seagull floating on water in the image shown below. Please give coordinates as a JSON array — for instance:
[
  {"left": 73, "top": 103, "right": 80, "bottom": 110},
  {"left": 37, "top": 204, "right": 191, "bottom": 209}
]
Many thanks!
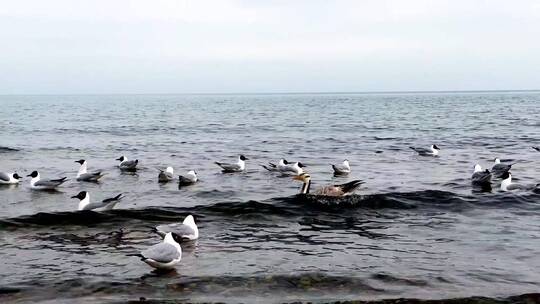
[
  {"left": 158, "top": 167, "right": 174, "bottom": 183},
  {"left": 293, "top": 173, "right": 364, "bottom": 196},
  {"left": 262, "top": 159, "right": 305, "bottom": 175},
  {"left": 491, "top": 158, "right": 514, "bottom": 178},
  {"left": 116, "top": 156, "right": 138, "bottom": 171},
  {"left": 500, "top": 171, "right": 523, "bottom": 191},
  {"left": 179, "top": 170, "right": 198, "bottom": 186},
  {"left": 27, "top": 171, "right": 67, "bottom": 190},
  {"left": 0, "top": 172, "right": 22, "bottom": 184},
  {"left": 71, "top": 191, "right": 123, "bottom": 211},
  {"left": 134, "top": 232, "right": 183, "bottom": 270},
  {"left": 75, "top": 159, "right": 105, "bottom": 182},
  {"left": 409, "top": 145, "right": 440, "bottom": 156},
  {"left": 471, "top": 164, "right": 492, "bottom": 186},
  {"left": 215, "top": 155, "right": 248, "bottom": 173},
  {"left": 154, "top": 214, "right": 199, "bottom": 241},
  {"left": 332, "top": 160, "right": 351, "bottom": 175},
  {"left": 261, "top": 159, "right": 288, "bottom": 172}
]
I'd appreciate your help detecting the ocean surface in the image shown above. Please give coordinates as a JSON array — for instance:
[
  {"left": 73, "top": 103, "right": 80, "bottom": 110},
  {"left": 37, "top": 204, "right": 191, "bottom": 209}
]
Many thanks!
[{"left": 0, "top": 92, "right": 539, "bottom": 303}]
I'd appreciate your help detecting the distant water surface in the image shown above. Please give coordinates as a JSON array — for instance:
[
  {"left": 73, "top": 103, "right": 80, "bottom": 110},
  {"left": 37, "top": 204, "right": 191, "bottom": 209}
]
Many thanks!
[{"left": 0, "top": 93, "right": 539, "bottom": 303}]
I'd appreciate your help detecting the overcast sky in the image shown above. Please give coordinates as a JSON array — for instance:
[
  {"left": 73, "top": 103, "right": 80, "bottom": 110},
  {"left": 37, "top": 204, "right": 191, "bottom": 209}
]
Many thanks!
[{"left": 0, "top": 0, "right": 539, "bottom": 94}]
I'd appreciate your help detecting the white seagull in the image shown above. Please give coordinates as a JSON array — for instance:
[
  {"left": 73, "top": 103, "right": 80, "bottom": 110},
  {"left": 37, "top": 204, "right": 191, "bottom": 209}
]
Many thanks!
[
  {"left": 332, "top": 160, "right": 351, "bottom": 175},
  {"left": 261, "top": 159, "right": 289, "bottom": 172},
  {"left": 262, "top": 159, "right": 305, "bottom": 175},
  {"left": 179, "top": 170, "right": 198, "bottom": 186},
  {"left": 215, "top": 155, "right": 248, "bottom": 173},
  {"left": 135, "top": 232, "right": 183, "bottom": 270},
  {"left": 491, "top": 158, "right": 514, "bottom": 177},
  {"left": 500, "top": 171, "right": 523, "bottom": 191},
  {"left": 75, "top": 159, "right": 105, "bottom": 182},
  {"left": 409, "top": 144, "right": 440, "bottom": 156},
  {"left": 71, "top": 191, "right": 123, "bottom": 211},
  {"left": 0, "top": 172, "right": 22, "bottom": 184},
  {"left": 471, "top": 164, "right": 492, "bottom": 186},
  {"left": 154, "top": 214, "right": 199, "bottom": 241},
  {"left": 27, "top": 171, "right": 67, "bottom": 190},
  {"left": 158, "top": 167, "right": 174, "bottom": 183},
  {"left": 116, "top": 156, "right": 138, "bottom": 171}
]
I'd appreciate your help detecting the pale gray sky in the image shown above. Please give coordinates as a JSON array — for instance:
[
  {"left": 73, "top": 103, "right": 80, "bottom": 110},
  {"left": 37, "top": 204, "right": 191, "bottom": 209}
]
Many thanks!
[{"left": 1, "top": 0, "right": 539, "bottom": 94}]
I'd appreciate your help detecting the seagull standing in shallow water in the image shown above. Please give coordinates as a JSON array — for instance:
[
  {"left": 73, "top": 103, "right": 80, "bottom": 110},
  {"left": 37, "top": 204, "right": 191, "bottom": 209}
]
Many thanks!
[
  {"left": 75, "top": 159, "right": 105, "bottom": 182},
  {"left": 134, "top": 232, "right": 183, "bottom": 270},
  {"left": 215, "top": 155, "right": 248, "bottom": 173},
  {"left": 409, "top": 145, "right": 440, "bottom": 156},
  {"left": 0, "top": 172, "right": 22, "bottom": 184},
  {"left": 27, "top": 171, "right": 67, "bottom": 190}
]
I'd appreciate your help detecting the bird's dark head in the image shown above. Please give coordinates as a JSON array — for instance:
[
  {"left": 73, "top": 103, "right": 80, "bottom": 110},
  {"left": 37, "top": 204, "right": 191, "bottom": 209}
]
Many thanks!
[
  {"left": 75, "top": 159, "right": 86, "bottom": 165},
  {"left": 71, "top": 191, "right": 87, "bottom": 200},
  {"left": 171, "top": 232, "right": 184, "bottom": 243},
  {"left": 282, "top": 159, "right": 289, "bottom": 165},
  {"left": 432, "top": 144, "right": 440, "bottom": 150},
  {"left": 239, "top": 155, "right": 248, "bottom": 161},
  {"left": 27, "top": 171, "right": 38, "bottom": 178},
  {"left": 12, "top": 173, "right": 22, "bottom": 179},
  {"left": 116, "top": 156, "right": 126, "bottom": 162},
  {"left": 297, "top": 162, "right": 306, "bottom": 168}
]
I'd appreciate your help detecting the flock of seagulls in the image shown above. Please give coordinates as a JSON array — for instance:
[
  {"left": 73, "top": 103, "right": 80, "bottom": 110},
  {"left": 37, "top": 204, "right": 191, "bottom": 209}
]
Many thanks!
[{"left": 1, "top": 145, "right": 539, "bottom": 270}]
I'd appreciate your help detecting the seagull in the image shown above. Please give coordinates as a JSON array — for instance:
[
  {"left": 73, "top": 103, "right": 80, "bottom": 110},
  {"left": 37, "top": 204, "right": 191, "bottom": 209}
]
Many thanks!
[
  {"left": 261, "top": 159, "right": 289, "bottom": 172},
  {"left": 27, "top": 171, "right": 67, "bottom": 190},
  {"left": 491, "top": 158, "right": 514, "bottom": 178},
  {"left": 75, "top": 159, "right": 105, "bottom": 182},
  {"left": 215, "top": 155, "right": 248, "bottom": 173},
  {"left": 134, "top": 232, "right": 183, "bottom": 270},
  {"left": 154, "top": 214, "right": 199, "bottom": 241},
  {"left": 293, "top": 173, "right": 364, "bottom": 196},
  {"left": 332, "top": 160, "right": 351, "bottom": 175},
  {"left": 0, "top": 172, "right": 22, "bottom": 184},
  {"left": 158, "top": 167, "right": 174, "bottom": 183},
  {"left": 500, "top": 172, "right": 524, "bottom": 191},
  {"left": 471, "top": 164, "right": 492, "bottom": 186},
  {"left": 409, "top": 145, "right": 440, "bottom": 156},
  {"left": 71, "top": 191, "right": 123, "bottom": 211},
  {"left": 533, "top": 146, "right": 540, "bottom": 152},
  {"left": 262, "top": 159, "right": 305, "bottom": 175},
  {"left": 116, "top": 156, "right": 138, "bottom": 171},
  {"left": 285, "top": 162, "right": 306, "bottom": 175},
  {"left": 179, "top": 170, "right": 198, "bottom": 186}
]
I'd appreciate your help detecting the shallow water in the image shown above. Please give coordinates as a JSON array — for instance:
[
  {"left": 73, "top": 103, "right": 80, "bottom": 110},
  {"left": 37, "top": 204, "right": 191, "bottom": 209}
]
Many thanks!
[{"left": 0, "top": 93, "right": 540, "bottom": 303}]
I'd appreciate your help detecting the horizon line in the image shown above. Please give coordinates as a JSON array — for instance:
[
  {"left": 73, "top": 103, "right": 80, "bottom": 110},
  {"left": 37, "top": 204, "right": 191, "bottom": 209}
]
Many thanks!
[{"left": 1, "top": 89, "right": 539, "bottom": 96}]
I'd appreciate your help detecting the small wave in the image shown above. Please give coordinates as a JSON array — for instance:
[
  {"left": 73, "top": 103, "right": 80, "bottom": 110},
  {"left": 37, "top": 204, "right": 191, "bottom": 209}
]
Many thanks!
[
  {"left": 2, "top": 275, "right": 539, "bottom": 303},
  {"left": 2, "top": 190, "right": 539, "bottom": 229},
  {"left": 0, "top": 146, "right": 19, "bottom": 152}
]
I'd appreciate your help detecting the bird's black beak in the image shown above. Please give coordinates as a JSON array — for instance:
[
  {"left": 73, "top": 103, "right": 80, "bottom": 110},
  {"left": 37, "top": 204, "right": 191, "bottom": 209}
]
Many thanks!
[
  {"left": 115, "top": 157, "right": 122, "bottom": 161},
  {"left": 26, "top": 174, "right": 32, "bottom": 177},
  {"left": 70, "top": 195, "right": 78, "bottom": 199}
]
